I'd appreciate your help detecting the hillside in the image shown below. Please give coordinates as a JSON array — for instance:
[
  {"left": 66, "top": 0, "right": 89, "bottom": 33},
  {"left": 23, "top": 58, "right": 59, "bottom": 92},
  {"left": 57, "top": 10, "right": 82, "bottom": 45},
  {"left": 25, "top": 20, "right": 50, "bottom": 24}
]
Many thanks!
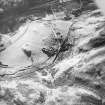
[{"left": 0, "top": 0, "right": 105, "bottom": 105}]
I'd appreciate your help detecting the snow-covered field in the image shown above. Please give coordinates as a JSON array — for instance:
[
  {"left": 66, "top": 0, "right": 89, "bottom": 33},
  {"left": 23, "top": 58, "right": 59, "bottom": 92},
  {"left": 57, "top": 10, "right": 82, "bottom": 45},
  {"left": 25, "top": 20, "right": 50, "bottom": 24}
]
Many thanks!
[{"left": 0, "top": 4, "right": 105, "bottom": 105}]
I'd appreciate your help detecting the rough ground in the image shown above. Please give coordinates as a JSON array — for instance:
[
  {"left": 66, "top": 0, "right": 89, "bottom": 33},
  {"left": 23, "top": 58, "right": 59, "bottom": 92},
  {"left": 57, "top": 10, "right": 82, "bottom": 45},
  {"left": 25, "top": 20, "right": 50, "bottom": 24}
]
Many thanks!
[{"left": 0, "top": 4, "right": 105, "bottom": 105}]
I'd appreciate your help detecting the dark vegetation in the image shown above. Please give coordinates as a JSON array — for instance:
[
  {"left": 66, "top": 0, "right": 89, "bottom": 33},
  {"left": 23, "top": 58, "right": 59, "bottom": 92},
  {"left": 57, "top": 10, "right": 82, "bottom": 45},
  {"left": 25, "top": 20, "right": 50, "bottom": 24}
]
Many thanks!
[
  {"left": 0, "top": 0, "right": 96, "bottom": 34},
  {"left": 1, "top": 1, "right": 105, "bottom": 105},
  {"left": 42, "top": 31, "right": 73, "bottom": 63},
  {"left": 0, "top": 0, "right": 57, "bottom": 33}
]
